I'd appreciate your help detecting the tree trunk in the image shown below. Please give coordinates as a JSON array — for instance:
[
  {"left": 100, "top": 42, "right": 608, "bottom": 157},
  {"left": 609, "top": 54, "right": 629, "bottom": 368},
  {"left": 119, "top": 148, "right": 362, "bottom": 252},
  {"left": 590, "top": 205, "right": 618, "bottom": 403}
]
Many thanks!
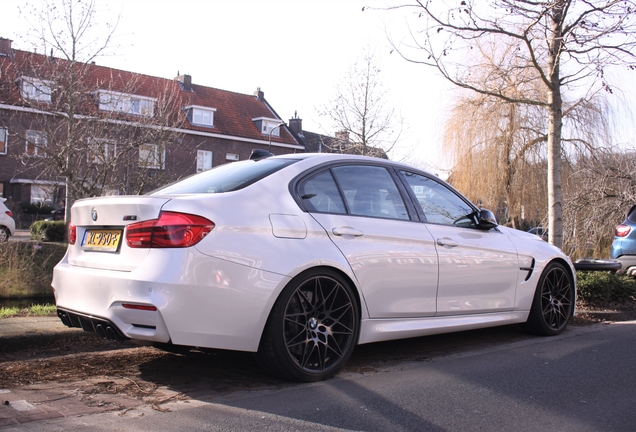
[
  {"left": 547, "top": 2, "right": 565, "bottom": 249},
  {"left": 547, "top": 91, "right": 563, "bottom": 248}
]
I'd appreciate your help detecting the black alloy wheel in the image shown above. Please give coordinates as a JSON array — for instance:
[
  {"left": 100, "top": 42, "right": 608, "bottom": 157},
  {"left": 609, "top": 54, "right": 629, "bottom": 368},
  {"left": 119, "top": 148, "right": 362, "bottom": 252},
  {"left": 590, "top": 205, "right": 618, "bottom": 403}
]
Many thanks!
[
  {"left": 523, "top": 262, "right": 574, "bottom": 336},
  {"left": 257, "top": 269, "right": 359, "bottom": 382}
]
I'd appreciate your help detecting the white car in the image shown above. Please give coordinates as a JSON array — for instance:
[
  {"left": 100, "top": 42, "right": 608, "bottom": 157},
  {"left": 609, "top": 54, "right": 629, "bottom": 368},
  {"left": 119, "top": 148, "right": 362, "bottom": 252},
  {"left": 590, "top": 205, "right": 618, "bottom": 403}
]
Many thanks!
[
  {"left": 53, "top": 152, "right": 576, "bottom": 382},
  {"left": 0, "top": 198, "right": 16, "bottom": 242}
]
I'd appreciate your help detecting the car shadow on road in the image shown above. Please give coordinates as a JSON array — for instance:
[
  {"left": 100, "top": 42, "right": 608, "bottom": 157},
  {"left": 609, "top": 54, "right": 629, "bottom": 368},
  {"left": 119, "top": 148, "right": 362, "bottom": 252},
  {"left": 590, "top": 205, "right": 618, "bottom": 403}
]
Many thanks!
[{"left": 135, "top": 324, "right": 538, "bottom": 399}]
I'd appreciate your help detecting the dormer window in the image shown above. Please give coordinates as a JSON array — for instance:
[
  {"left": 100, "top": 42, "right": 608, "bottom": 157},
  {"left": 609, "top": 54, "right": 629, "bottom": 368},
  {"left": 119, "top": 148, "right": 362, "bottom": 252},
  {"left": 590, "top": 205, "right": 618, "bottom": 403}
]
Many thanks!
[
  {"left": 18, "top": 76, "right": 53, "bottom": 103},
  {"left": 253, "top": 117, "right": 284, "bottom": 137},
  {"left": 94, "top": 90, "right": 156, "bottom": 117},
  {"left": 185, "top": 105, "right": 216, "bottom": 127}
]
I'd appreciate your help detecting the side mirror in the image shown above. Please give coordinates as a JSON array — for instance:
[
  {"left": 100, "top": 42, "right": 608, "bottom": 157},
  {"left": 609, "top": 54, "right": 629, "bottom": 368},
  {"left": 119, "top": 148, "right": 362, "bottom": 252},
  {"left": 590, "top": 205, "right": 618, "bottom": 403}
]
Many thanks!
[{"left": 475, "top": 209, "right": 498, "bottom": 230}]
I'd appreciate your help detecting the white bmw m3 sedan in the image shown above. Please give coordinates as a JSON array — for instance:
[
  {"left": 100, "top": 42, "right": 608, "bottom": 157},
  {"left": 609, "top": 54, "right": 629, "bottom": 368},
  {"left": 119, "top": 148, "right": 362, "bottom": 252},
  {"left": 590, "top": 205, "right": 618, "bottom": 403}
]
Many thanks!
[{"left": 52, "top": 152, "right": 575, "bottom": 382}]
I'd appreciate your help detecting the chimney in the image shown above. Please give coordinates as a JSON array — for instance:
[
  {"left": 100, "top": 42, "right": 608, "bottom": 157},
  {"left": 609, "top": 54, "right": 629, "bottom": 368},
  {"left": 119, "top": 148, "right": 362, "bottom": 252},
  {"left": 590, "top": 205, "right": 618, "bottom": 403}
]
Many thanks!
[
  {"left": 254, "top": 87, "right": 264, "bottom": 100},
  {"left": 0, "top": 38, "right": 13, "bottom": 57},
  {"left": 288, "top": 111, "right": 303, "bottom": 136},
  {"left": 176, "top": 74, "right": 192, "bottom": 91},
  {"left": 335, "top": 130, "right": 350, "bottom": 144}
]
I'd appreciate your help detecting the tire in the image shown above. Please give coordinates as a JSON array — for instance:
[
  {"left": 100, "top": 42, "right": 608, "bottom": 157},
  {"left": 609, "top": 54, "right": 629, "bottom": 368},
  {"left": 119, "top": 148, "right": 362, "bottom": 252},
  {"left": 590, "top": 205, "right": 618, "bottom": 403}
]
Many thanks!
[
  {"left": 522, "top": 261, "right": 574, "bottom": 336},
  {"left": 257, "top": 268, "right": 360, "bottom": 382},
  {"left": 0, "top": 227, "right": 9, "bottom": 242}
]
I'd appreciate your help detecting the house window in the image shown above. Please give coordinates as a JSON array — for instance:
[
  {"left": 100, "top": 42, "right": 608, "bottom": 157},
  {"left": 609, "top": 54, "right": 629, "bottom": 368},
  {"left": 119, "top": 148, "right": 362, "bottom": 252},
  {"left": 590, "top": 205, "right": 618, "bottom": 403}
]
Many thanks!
[
  {"left": 25, "top": 130, "right": 47, "bottom": 157},
  {"left": 197, "top": 150, "right": 213, "bottom": 172},
  {"left": 139, "top": 143, "right": 165, "bottom": 169},
  {"left": 96, "top": 90, "right": 156, "bottom": 117},
  {"left": 185, "top": 105, "right": 216, "bottom": 127},
  {"left": 252, "top": 117, "right": 283, "bottom": 137},
  {"left": 19, "top": 77, "right": 53, "bottom": 103},
  {"left": 87, "top": 139, "right": 117, "bottom": 164},
  {"left": 130, "top": 98, "right": 154, "bottom": 116},
  {"left": 263, "top": 122, "right": 281, "bottom": 137},
  {"left": 30, "top": 184, "right": 54, "bottom": 204},
  {"left": 0, "top": 127, "right": 7, "bottom": 155}
]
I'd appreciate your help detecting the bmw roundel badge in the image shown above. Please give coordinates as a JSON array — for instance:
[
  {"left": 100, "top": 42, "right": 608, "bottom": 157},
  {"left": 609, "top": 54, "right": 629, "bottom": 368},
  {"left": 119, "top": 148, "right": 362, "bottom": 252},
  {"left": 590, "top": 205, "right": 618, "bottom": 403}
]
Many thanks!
[{"left": 91, "top": 208, "right": 98, "bottom": 222}]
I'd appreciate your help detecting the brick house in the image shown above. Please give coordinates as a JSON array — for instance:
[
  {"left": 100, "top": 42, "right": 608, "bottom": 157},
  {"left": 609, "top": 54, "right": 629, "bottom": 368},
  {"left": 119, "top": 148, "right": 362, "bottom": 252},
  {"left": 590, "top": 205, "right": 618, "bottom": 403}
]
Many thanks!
[{"left": 0, "top": 37, "right": 302, "bottom": 225}]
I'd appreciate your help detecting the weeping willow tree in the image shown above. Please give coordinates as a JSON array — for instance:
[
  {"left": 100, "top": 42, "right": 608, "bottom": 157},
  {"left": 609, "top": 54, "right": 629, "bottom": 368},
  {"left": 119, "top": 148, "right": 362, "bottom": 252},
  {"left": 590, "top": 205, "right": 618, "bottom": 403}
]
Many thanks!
[
  {"left": 443, "top": 40, "right": 614, "bottom": 239},
  {"left": 384, "top": 0, "right": 636, "bottom": 248}
]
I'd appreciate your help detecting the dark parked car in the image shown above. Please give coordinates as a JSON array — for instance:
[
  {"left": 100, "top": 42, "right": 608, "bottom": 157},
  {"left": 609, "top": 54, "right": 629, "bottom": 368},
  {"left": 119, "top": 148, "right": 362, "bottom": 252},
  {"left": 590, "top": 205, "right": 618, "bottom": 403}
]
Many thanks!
[
  {"left": 45, "top": 208, "right": 65, "bottom": 221},
  {"left": 528, "top": 226, "right": 548, "bottom": 241},
  {"left": 610, "top": 205, "right": 636, "bottom": 276}
]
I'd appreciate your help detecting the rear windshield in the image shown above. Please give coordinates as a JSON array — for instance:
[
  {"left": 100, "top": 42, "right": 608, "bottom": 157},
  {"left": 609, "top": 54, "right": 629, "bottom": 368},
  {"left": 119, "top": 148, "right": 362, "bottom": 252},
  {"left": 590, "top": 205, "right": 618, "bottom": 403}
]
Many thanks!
[{"left": 149, "top": 158, "right": 298, "bottom": 195}]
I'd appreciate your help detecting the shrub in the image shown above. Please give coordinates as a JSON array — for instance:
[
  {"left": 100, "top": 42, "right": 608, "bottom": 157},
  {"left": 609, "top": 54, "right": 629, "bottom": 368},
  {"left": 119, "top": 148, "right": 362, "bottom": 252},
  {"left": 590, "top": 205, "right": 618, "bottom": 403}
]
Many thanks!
[
  {"left": 30, "top": 220, "right": 67, "bottom": 242},
  {"left": 0, "top": 242, "right": 67, "bottom": 298},
  {"left": 576, "top": 271, "right": 636, "bottom": 303}
]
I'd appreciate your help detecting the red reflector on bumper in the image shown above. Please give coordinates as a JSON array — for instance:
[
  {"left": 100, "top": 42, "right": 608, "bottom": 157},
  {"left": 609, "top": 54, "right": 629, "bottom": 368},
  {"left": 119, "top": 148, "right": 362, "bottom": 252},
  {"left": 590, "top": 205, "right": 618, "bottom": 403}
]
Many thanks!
[{"left": 122, "top": 304, "right": 157, "bottom": 311}]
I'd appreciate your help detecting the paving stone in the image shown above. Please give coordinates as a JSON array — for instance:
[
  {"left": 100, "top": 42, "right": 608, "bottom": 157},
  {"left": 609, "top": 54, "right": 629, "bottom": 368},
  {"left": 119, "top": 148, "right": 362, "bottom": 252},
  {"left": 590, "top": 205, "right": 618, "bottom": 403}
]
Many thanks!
[
  {"left": 8, "top": 400, "right": 37, "bottom": 411},
  {"left": 0, "top": 417, "right": 17, "bottom": 427},
  {"left": 15, "top": 410, "right": 64, "bottom": 423}
]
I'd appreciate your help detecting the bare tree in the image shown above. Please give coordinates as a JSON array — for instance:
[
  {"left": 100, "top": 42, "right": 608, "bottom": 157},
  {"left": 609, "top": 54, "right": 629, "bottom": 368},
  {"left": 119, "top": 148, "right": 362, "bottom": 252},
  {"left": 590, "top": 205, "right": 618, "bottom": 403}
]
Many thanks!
[
  {"left": 384, "top": 0, "right": 636, "bottom": 248},
  {"left": 10, "top": 0, "right": 185, "bottom": 221},
  {"left": 564, "top": 149, "right": 636, "bottom": 258},
  {"left": 444, "top": 39, "right": 613, "bottom": 234},
  {"left": 444, "top": 92, "right": 546, "bottom": 228},
  {"left": 318, "top": 47, "right": 403, "bottom": 158}
]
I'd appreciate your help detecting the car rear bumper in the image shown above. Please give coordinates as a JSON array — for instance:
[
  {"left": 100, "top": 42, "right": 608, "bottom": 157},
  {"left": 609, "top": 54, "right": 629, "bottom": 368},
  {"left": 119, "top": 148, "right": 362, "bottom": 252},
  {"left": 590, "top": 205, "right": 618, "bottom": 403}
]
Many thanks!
[
  {"left": 52, "top": 248, "right": 289, "bottom": 352},
  {"left": 614, "top": 255, "right": 636, "bottom": 275}
]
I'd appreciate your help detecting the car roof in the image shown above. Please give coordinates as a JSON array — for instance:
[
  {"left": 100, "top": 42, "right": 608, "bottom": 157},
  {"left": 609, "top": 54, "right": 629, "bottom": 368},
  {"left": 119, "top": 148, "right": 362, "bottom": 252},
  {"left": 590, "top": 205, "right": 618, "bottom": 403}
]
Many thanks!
[{"left": 271, "top": 152, "right": 431, "bottom": 173}]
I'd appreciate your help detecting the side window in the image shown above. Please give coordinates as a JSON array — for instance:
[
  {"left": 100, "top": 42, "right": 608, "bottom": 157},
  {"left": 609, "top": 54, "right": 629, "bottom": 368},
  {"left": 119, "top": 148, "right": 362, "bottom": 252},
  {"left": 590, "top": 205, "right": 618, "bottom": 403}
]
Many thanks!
[
  {"left": 298, "top": 170, "right": 346, "bottom": 214},
  {"left": 400, "top": 170, "right": 475, "bottom": 227},
  {"left": 331, "top": 165, "right": 409, "bottom": 220}
]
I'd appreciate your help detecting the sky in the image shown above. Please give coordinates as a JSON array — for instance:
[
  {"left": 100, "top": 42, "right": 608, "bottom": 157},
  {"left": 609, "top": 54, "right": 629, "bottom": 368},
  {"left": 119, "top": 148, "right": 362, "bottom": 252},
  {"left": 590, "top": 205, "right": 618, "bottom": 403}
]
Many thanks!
[
  {"left": 2, "top": 0, "right": 635, "bottom": 174},
  {"left": 0, "top": 0, "right": 454, "bottom": 172}
]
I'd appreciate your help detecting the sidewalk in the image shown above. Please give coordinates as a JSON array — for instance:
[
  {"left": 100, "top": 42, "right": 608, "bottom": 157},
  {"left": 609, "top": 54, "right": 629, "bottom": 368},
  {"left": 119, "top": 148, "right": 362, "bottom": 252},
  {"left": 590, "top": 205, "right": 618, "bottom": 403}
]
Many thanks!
[
  {"left": 0, "top": 316, "right": 72, "bottom": 338},
  {"left": 8, "top": 229, "right": 30, "bottom": 242},
  {"left": 0, "top": 316, "right": 151, "bottom": 428}
]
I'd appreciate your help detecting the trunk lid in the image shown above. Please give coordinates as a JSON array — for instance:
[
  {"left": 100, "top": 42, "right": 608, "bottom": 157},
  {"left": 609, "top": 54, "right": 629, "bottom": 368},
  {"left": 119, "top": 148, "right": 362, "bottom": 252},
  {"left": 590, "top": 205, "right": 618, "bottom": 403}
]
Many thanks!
[{"left": 67, "top": 195, "right": 171, "bottom": 271}]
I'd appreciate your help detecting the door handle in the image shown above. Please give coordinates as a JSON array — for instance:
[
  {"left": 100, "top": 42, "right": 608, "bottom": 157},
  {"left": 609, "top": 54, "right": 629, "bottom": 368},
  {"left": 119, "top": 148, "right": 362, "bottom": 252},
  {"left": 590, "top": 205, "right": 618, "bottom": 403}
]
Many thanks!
[
  {"left": 437, "top": 237, "right": 458, "bottom": 247},
  {"left": 332, "top": 227, "right": 364, "bottom": 237}
]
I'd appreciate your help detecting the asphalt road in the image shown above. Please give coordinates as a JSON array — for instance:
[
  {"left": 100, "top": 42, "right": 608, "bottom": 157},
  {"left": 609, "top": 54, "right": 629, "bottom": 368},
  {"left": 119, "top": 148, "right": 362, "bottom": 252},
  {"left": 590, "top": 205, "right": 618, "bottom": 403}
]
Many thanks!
[{"left": 10, "top": 320, "right": 635, "bottom": 432}]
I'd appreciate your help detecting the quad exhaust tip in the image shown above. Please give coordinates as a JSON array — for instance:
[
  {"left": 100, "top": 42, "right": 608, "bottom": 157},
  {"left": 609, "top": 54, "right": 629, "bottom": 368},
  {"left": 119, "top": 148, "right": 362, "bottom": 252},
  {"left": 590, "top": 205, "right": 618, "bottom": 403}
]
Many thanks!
[{"left": 57, "top": 308, "right": 128, "bottom": 342}]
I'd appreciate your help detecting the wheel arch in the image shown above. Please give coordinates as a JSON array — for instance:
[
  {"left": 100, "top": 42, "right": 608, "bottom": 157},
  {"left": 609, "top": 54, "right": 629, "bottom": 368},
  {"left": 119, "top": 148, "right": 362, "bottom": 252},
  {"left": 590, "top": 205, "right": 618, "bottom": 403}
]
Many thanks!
[{"left": 257, "top": 264, "right": 364, "bottom": 348}]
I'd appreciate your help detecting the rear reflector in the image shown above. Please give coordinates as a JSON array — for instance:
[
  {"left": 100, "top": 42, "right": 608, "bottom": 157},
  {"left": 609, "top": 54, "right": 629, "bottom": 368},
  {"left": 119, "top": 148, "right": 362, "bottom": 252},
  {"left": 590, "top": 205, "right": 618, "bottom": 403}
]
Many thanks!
[
  {"left": 122, "top": 303, "right": 157, "bottom": 311},
  {"left": 616, "top": 224, "right": 631, "bottom": 237},
  {"left": 126, "top": 211, "right": 214, "bottom": 248}
]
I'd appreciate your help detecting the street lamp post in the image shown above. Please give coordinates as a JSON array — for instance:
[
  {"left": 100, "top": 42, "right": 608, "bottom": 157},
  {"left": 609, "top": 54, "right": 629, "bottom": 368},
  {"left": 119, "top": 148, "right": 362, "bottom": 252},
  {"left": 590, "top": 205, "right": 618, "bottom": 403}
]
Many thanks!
[{"left": 268, "top": 122, "right": 285, "bottom": 152}]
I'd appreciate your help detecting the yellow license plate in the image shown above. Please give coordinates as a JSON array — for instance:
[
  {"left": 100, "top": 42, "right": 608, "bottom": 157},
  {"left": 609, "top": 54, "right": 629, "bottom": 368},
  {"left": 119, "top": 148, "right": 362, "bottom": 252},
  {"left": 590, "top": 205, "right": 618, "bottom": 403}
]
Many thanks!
[{"left": 82, "top": 229, "right": 123, "bottom": 252}]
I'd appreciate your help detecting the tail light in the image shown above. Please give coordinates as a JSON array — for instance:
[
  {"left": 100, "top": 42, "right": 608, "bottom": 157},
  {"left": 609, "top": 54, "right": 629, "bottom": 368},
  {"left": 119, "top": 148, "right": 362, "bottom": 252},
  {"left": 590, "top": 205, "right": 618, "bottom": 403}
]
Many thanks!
[
  {"left": 615, "top": 224, "right": 631, "bottom": 237},
  {"left": 5, "top": 210, "right": 12, "bottom": 218},
  {"left": 126, "top": 211, "right": 214, "bottom": 248},
  {"left": 68, "top": 223, "right": 77, "bottom": 245}
]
